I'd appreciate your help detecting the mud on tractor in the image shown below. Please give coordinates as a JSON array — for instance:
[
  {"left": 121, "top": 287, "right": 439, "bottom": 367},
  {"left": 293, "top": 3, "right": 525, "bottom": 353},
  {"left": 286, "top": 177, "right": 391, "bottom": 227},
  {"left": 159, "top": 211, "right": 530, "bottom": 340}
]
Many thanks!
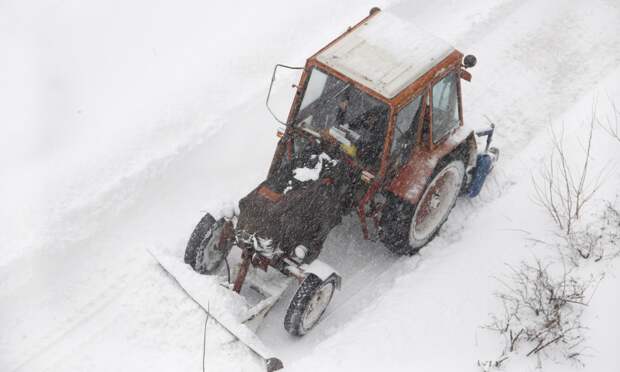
[{"left": 157, "top": 8, "right": 498, "bottom": 371}]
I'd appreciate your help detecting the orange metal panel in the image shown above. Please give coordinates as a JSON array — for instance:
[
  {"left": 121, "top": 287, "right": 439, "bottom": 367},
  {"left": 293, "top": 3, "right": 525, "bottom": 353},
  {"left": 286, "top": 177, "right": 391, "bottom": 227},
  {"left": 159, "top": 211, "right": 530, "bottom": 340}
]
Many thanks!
[{"left": 258, "top": 185, "right": 283, "bottom": 203}]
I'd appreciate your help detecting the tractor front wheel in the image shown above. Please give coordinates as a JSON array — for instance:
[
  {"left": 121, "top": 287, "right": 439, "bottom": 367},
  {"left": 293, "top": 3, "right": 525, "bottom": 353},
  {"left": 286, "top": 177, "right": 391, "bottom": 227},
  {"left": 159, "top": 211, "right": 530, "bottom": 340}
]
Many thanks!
[
  {"left": 284, "top": 274, "right": 335, "bottom": 336},
  {"left": 184, "top": 213, "right": 233, "bottom": 275}
]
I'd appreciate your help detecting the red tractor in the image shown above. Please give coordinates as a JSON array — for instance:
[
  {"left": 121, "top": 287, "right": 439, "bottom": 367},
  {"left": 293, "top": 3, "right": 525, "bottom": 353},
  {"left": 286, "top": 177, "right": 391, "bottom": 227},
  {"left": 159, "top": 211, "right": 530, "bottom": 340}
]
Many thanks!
[{"left": 175, "top": 7, "right": 497, "bottom": 371}]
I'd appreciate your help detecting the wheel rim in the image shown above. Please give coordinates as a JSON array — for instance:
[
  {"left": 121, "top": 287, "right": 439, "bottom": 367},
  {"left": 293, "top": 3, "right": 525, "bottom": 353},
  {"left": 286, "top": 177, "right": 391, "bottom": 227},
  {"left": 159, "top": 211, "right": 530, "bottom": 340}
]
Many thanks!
[
  {"left": 301, "top": 281, "right": 334, "bottom": 332},
  {"left": 195, "top": 225, "right": 225, "bottom": 273},
  {"left": 410, "top": 163, "right": 463, "bottom": 244}
]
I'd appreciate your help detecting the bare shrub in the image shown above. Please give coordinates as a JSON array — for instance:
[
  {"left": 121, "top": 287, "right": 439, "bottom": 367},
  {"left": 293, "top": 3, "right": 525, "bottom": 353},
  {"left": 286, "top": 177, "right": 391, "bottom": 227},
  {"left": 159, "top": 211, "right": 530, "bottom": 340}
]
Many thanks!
[
  {"left": 532, "top": 118, "right": 603, "bottom": 234},
  {"left": 566, "top": 229, "right": 604, "bottom": 262},
  {"left": 482, "top": 259, "right": 599, "bottom": 369},
  {"left": 602, "top": 202, "right": 620, "bottom": 248},
  {"left": 598, "top": 100, "right": 620, "bottom": 143},
  {"left": 565, "top": 202, "right": 620, "bottom": 263}
]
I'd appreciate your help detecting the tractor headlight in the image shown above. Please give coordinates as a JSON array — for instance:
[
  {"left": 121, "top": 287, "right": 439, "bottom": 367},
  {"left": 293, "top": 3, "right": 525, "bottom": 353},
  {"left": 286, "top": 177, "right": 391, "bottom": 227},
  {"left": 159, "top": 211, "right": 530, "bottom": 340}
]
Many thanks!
[{"left": 294, "top": 245, "right": 308, "bottom": 260}]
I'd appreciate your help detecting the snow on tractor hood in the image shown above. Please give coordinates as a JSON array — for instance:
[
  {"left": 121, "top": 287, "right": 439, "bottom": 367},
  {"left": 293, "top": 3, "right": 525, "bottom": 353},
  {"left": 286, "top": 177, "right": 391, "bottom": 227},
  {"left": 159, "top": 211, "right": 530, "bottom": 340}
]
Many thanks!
[{"left": 292, "top": 153, "right": 338, "bottom": 183}]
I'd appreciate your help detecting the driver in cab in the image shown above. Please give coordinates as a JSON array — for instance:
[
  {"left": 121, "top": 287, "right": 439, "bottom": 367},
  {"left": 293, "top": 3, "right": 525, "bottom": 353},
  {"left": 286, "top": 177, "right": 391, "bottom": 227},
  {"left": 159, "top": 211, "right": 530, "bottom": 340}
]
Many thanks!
[{"left": 335, "top": 94, "right": 387, "bottom": 168}]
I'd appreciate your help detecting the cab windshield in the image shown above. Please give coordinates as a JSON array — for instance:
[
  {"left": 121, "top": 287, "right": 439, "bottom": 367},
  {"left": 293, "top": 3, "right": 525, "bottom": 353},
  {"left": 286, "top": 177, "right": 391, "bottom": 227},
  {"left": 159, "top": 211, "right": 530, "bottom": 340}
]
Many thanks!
[{"left": 294, "top": 67, "right": 390, "bottom": 170}]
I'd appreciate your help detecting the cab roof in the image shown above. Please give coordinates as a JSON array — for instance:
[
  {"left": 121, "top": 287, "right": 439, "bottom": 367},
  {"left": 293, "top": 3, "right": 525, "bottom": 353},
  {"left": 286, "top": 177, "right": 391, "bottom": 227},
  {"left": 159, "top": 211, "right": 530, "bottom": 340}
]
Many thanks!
[{"left": 315, "top": 11, "right": 455, "bottom": 99}]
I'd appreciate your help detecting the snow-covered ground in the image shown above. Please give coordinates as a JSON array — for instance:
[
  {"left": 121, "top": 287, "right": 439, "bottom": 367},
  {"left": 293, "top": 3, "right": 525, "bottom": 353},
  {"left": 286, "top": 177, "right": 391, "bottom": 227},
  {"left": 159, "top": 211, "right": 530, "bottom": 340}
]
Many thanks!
[{"left": 2, "top": 1, "right": 619, "bottom": 371}]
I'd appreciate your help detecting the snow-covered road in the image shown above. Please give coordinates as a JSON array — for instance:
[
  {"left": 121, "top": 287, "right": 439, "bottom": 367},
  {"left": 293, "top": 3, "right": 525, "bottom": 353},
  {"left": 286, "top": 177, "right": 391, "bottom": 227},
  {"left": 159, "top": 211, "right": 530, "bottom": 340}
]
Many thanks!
[{"left": 2, "top": 0, "right": 620, "bottom": 371}]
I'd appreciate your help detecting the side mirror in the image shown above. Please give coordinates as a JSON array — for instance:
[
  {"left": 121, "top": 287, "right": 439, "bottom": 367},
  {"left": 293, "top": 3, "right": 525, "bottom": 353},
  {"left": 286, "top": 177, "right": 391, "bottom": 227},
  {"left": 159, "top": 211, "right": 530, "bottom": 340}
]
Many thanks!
[
  {"left": 266, "top": 64, "right": 304, "bottom": 125},
  {"left": 463, "top": 54, "right": 477, "bottom": 69}
]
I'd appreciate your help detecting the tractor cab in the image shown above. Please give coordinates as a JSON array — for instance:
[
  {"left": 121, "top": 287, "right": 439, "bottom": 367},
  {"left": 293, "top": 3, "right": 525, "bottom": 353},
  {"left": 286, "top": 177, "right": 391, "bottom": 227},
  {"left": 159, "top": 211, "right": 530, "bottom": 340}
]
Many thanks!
[{"left": 265, "top": 10, "right": 481, "bottom": 232}]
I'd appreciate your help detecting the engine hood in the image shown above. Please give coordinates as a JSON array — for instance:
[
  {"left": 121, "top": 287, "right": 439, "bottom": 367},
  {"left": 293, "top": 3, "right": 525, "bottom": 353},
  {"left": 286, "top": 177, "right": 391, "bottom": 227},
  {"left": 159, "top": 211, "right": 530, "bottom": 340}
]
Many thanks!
[{"left": 236, "top": 177, "right": 345, "bottom": 261}]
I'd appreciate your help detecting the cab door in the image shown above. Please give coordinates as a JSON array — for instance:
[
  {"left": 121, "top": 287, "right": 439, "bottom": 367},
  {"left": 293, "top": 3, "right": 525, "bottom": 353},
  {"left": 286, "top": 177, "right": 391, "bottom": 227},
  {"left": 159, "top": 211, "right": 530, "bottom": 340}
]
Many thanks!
[
  {"left": 388, "top": 93, "right": 425, "bottom": 172},
  {"left": 429, "top": 71, "right": 462, "bottom": 145}
]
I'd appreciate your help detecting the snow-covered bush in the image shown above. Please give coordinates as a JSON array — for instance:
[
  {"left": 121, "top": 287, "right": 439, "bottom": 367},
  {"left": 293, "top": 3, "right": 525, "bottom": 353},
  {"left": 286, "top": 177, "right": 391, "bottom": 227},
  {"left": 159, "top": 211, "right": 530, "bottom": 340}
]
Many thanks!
[{"left": 482, "top": 259, "right": 599, "bottom": 369}]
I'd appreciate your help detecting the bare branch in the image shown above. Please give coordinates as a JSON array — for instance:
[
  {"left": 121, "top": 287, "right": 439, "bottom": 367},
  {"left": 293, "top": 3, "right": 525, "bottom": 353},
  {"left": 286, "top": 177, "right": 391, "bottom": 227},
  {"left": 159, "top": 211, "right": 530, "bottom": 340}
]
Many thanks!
[
  {"left": 483, "top": 258, "right": 593, "bottom": 367},
  {"left": 532, "top": 113, "right": 605, "bottom": 235}
]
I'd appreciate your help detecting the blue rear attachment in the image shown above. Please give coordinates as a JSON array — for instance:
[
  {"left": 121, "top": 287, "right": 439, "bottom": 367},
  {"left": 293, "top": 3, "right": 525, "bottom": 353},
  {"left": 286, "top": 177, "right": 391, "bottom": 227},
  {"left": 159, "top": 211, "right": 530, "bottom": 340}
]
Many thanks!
[
  {"left": 468, "top": 153, "right": 493, "bottom": 197},
  {"left": 468, "top": 123, "right": 497, "bottom": 198}
]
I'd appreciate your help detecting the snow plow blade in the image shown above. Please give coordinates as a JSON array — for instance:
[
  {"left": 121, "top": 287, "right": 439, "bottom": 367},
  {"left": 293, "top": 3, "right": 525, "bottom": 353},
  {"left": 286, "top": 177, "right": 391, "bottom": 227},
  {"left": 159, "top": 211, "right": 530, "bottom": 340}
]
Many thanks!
[{"left": 147, "top": 247, "right": 284, "bottom": 372}]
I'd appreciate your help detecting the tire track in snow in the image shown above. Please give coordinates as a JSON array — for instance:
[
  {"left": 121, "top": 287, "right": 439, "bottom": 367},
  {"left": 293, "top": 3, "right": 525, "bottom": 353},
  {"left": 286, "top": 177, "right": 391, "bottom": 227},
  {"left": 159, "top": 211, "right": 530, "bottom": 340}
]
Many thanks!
[
  {"left": 8, "top": 267, "right": 147, "bottom": 372},
  {"left": 0, "top": 99, "right": 272, "bottom": 372},
  {"left": 0, "top": 123, "right": 227, "bottom": 372}
]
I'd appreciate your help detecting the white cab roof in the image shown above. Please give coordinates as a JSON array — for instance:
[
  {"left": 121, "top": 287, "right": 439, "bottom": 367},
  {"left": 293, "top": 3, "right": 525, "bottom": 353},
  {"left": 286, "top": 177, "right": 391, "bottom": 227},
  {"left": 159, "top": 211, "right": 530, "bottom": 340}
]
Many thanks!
[{"left": 316, "top": 11, "right": 455, "bottom": 99}]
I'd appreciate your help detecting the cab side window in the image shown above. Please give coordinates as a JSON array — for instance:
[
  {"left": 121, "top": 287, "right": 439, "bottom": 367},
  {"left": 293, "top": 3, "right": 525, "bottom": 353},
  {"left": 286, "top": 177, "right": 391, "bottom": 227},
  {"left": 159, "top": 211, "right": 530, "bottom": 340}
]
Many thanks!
[
  {"left": 431, "top": 72, "right": 460, "bottom": 143},
  {"left": 390, "top": 95, "right": 422, "bottom": 167}
]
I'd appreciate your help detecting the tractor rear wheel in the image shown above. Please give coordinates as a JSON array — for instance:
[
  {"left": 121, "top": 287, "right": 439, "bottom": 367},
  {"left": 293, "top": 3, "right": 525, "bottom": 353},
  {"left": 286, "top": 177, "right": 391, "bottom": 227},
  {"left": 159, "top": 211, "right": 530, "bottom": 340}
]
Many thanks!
[
  {"left": 381, "top": 159, "right": 465, "bottom": 255},
  {"left": 184, "top": 213, "right": 232, "bottom": 274}
]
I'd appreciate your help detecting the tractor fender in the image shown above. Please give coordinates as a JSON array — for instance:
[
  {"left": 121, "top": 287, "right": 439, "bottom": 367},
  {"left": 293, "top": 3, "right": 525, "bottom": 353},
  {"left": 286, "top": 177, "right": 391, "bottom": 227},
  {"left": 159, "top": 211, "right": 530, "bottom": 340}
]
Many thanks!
[
  {"left": 299, "top": 260, "right": 342, "bottom": 289},
  {"left": 387, "top": 127, "right": 477, "bottom": 206}
]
